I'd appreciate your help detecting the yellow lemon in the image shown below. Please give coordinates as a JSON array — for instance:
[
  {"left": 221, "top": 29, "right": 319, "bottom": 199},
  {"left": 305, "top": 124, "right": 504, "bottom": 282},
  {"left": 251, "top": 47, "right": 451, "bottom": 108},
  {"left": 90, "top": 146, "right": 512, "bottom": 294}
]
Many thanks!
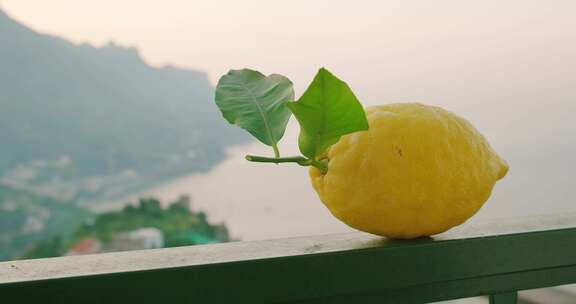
[{"left": 310, "top": 103, "right": 508, "bottom": 239}]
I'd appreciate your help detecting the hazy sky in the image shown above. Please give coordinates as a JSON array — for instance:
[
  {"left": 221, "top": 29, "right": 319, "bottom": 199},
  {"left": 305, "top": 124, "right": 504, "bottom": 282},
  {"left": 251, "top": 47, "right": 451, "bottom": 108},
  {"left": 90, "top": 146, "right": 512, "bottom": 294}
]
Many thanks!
[
  {"left": 3, "top": 1, "right": 576, "bottom": 86},
  {"left": 3, "top": 0, "right": 575, "bottom": 142},
  {"left": 2, "top": 0, "right": 576, "bottom": 238}
]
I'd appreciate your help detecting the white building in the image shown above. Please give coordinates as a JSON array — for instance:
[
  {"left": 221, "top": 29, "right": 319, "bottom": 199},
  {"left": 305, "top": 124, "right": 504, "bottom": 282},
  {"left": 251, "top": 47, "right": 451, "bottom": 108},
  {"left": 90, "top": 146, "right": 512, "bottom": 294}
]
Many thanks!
[{"left": 109, "top": 228, "right": 164, "bottom": 251}]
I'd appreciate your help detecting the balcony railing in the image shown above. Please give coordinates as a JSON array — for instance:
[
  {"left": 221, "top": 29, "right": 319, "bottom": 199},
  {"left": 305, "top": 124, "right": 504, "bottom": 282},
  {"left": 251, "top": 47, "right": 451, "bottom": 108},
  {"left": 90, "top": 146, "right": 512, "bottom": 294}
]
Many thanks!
[{"left": 1, "top": 213, "right": 576, "bottom": 303}]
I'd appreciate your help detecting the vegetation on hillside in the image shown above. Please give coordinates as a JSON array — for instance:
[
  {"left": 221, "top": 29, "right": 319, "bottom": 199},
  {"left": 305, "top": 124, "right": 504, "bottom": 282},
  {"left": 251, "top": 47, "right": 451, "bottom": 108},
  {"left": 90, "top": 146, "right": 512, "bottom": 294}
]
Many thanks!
[
  {"left": 0, "top": 185, "right": 91, "bottom": 260},
  {"left": 23, "top": 196, "right": 230, "bottom": 259}
]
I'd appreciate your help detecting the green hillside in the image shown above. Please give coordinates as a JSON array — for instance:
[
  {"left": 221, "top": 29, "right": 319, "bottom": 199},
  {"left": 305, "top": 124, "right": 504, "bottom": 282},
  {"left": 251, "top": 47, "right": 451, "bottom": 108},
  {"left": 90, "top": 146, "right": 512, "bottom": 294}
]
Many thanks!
[
  {"left": 0, "top": 185, "right": 91, "bottom": 260},
  {"left": 23, "top": 196, "right": 230, "bottom": 259}
]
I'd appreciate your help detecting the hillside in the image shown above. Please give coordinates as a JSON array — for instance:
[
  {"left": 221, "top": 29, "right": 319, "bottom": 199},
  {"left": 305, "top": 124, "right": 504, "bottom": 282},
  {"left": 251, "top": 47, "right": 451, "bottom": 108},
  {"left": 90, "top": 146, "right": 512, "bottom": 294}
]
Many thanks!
[
  {"left": 0, "top": 185, "right": 91, "bottom": 260},
  {"left": 23, "top": 196, "right": 230, "bottom": 260},
  {"left": 0, "top": 9, "right": 247, "bottom": 203}
]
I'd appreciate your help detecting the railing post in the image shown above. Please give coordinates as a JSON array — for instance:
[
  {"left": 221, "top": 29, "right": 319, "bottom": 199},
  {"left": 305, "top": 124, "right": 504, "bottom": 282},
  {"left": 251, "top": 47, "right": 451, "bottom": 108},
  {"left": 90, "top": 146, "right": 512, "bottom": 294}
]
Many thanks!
[{"left": 489, "top": 291, "right": 518, "bottom": 304}]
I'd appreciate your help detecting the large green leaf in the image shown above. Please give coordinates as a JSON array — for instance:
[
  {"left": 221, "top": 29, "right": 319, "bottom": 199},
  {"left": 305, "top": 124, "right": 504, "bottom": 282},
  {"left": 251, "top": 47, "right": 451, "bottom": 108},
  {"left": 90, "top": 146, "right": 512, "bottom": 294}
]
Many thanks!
[
  {"left": 287, "top": 68, "right": 368, "bottom": 159},
  {"left": 215, "top": 69, "right": 294, "bottom": 150}
]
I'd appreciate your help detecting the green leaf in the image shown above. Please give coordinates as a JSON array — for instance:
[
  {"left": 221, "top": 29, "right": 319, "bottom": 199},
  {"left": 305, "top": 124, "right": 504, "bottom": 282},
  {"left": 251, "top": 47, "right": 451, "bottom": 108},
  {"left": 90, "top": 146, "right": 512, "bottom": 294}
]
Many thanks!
[
  {"left": 287, "top": 68, "right": 368, "bottom": 159},
  {"left": 215, "top": 69, "right": 294, "bottom": 154}
]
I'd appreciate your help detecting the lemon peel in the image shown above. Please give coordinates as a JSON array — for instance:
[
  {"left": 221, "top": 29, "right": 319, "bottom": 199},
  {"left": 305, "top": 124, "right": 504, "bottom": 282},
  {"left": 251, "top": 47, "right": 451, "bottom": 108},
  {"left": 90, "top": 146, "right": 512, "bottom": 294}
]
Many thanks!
[{"left": 310, "top": 103, "right": 508, "bottom": 239}]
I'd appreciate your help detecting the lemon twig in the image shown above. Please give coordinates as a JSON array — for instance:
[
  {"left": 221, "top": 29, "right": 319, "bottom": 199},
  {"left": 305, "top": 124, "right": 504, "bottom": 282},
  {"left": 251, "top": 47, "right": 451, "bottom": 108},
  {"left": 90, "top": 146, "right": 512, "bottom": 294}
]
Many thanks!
[
  {"left": 245, "top": 155, "right": 328, "bottom": 173},
  {"left": 272, "top": 144, "right": 280, "bottom": 158}
]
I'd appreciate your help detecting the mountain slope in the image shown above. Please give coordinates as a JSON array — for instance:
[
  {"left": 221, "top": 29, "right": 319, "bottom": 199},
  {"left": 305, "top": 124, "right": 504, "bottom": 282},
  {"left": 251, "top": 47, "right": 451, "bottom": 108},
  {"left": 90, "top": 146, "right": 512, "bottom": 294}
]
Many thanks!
[
  {"left": 0, "top": 185, "right": 91, "bottom": 260},
  {"left": 0, "top": 9, "right": 247, "bottom": 202}
]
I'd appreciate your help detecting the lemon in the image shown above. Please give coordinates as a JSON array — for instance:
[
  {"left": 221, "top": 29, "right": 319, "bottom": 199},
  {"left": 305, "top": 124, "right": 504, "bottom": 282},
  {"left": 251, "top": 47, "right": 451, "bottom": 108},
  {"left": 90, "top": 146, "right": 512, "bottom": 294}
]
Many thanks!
[{"left": 310, "top": 103, "right": 509, "bottom": 239}]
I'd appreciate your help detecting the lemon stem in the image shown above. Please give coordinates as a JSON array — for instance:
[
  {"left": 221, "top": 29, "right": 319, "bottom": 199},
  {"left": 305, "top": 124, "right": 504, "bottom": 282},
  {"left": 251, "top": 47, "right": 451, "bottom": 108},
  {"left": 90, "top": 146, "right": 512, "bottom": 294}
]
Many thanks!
[
  {"left": 272, "top": 144, "right": 280, "bottom": 158},
  {"left": 245, "top": 155, "right": 327, "bottom": 173}
]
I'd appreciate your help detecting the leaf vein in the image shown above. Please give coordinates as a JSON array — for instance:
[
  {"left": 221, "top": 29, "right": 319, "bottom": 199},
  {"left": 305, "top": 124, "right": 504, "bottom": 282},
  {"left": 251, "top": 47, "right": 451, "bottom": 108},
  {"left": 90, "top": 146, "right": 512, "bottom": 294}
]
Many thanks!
[{"left": 228, "top": 79, "right": 276, "bottom": 146}]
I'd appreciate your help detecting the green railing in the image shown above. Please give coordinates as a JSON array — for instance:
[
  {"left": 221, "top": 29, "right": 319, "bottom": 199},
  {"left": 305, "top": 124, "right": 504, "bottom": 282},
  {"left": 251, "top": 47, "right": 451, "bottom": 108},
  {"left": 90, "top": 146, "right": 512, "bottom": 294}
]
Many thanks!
[{"left": 1, "top": 213, "right": 576, "bottom": 303}]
